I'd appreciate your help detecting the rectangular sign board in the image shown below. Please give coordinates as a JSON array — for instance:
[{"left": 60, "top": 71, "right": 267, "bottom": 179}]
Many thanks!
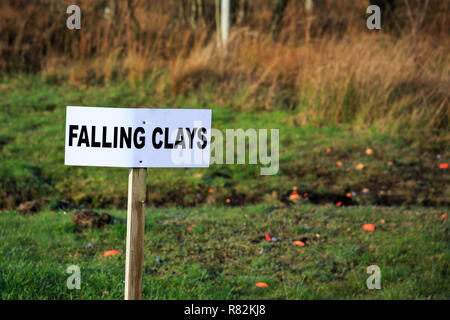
[{"left": 65, "top": 106, "right": 211, "bottom": 168}]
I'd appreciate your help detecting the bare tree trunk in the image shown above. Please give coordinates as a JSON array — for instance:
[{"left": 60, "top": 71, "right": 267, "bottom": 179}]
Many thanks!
[
  {"left": 221, "top": 0, "right": 230, "bottom": 48},
  {"left": 127, "top": 0, "right": 141, "bottom": 32},
  {"left": 271, "top": 0, "right": 289, "bottom": 40},
  {"left": 197, "top": 0, "right": 205, "bottom": 26},
  {"left": 190, "top": 0, "right": 198, "bottom": 30},
  {"left": 179, "top": 0, "right": 187, "bottom": 25},
  {"left": 104, "top": 0, "right": 117, "bottom": 21},
  {"left": 216, "top": 0, "right": 222, "bottom": 48},
  {"left": 305, "top": 0, "right": 313, "bottom": 42},
  {"left": 237, "top": 0, "right": 248, "bottom": 25}
]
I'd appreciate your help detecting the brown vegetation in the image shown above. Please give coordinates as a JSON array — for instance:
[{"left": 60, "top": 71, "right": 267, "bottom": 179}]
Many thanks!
[
  {"left": 0, "top": 0, "right": 448, "bottom": 135},
  {"left": 72, "top": 209, "right": 112, "bottom": 228}
]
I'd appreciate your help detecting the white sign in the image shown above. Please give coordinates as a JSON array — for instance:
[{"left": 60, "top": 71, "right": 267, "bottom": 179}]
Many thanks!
[{"left": 65, "top": 106, "right": 211, "bottom": 168}]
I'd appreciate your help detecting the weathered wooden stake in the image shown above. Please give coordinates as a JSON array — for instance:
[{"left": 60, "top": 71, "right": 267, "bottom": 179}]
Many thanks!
[{"left": 125, "top": 168, "right": 147, "bottom": 300}]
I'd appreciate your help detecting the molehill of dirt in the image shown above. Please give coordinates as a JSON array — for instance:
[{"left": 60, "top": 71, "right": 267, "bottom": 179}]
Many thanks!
[
  {"left": 17, "top": 200, "right": 47, "bottom": 215},
  {"left": 71, "top": 210, "right": 112, "bottom": 229}
]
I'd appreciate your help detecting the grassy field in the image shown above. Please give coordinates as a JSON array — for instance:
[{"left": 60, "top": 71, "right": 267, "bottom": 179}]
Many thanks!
[
  {"left": 0, "top": 204, "right": 448, "bottom": 299},
  {"left": 0, "top": 74, "right": 448, "bottom": 300},
  {"left": 1, "top": 75, "right": 448, "bottom": 210},
  {"left": 0, "top": 0, "right": 448, "bottom": 302}
]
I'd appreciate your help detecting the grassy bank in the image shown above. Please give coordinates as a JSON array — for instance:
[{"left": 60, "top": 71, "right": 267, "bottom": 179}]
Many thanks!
[
  {"left": 1, "top": 74, "right": 450, "bottom": 209},
  {"left": 0, "top": 204, "right": 448, "bottom": 299},
  {"left": 0, "top": 75, "right": 448, "bottom": 209}
]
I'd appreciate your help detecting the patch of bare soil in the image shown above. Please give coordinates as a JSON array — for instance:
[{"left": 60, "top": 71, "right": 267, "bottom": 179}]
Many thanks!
[
  {"left": 17, "top": 200, "right": 47, "bottom": 215},
  {"left": 72, "top": 210, "right": 112, "bottom": 229}
]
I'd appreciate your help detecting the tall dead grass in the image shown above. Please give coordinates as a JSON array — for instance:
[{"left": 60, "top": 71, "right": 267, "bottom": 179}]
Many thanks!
[
  {"left": 170, "top": 30, "right": 448, "bottom": 134},
  {"left": 0, "top": 0, "right": 448, "bottom": 135}
]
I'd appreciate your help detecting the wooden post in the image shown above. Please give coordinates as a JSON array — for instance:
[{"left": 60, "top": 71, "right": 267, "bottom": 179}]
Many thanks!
[{"left": 125, "top": 168, "right": 147, "bottom": 300}]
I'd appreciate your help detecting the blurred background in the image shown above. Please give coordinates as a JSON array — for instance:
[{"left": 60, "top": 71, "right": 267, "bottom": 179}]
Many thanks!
[
  {"left": 0, "top": 0, "right": 449, "bottom": 300},
  {"left": 0, "top": 0, "right": 448, "bottom": 209}
]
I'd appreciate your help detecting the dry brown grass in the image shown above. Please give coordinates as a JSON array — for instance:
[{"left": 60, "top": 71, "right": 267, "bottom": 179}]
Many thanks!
[{"left": 0, "top": 0, "right": 448, "bottom": 135}]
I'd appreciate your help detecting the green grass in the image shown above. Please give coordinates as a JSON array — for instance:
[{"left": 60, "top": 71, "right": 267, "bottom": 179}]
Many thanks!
[
  {"left": 0, "top": 204, "right": 448, "bottom": 299},
  {"left": 0, "top": 75, "right": 448, "bottom": 209},
  {"left": 0, "top": 74, "right": 448, "bottom": 299}
]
